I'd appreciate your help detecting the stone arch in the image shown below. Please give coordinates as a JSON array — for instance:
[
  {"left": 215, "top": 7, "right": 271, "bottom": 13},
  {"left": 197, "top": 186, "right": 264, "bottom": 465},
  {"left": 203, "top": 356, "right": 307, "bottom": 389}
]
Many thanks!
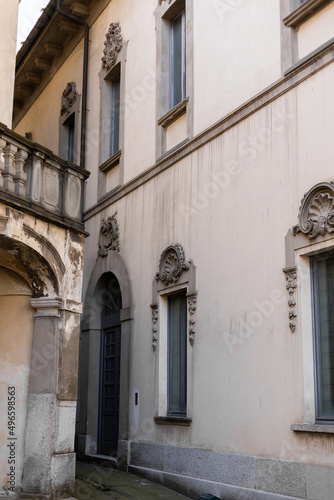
[
  {"left": 82, "top": 250, "right": 132, "bottom": 330},
  {"left": 0, "top": 234, "right": 63, "bottom": 297},
  {"left": 78, "top": 250, "right": 132, "bottom": 466}
]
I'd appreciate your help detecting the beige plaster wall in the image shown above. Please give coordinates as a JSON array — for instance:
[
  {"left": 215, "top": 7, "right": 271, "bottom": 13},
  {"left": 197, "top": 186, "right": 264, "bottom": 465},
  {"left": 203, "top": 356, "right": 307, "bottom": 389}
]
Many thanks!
[
  {"left": 15, "top": 43, "right": 84, "bottom": 154},
  {"left": 0, "top": 0, "right": 19, "bottom": 128},
  {"left": 193, "top": 0, "right": 282, "bottom": 135},
  {"left": 84, "top": 0, "right": 157, "bottom": 207},
  {"left": 0, "top": 269, "right": 34, "bottom": 496},
  {"left": 83, "top": 61, "right": 334, "bottom": 467}
]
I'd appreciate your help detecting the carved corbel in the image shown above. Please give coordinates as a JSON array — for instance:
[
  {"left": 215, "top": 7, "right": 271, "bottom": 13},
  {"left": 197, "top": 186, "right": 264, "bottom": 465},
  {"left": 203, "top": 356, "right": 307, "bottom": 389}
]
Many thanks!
[
  {"left": 187, "top": 293, "right": 197, "bottom": 345},
  {"left": 151, "top": 304, "right": 158, "bottom": 351},
  {"left": 283, "top": 267, "right": 297, "bottom": 333}
]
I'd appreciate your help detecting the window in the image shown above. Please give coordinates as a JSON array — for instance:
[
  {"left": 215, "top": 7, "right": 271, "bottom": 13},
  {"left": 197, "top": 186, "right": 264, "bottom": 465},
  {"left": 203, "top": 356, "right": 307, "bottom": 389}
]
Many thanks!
[
  {"left": 98, "top": 23, "right": 128, "bottom": 197},
  {"left": 110, "top": 75, "right": 120, "bottom": 157},
  {"left": 311, "top": 252, "right": 334, "bottom": 422},
  {"left": 63, "top": 112, "right": 75, "bottom": 162},
  {"left": 101, "top": 64, "right": 121, "bottom": 164},
  {"left": 59, "top": 82, "right": 80, "bottom": 164},
  {"left": 170, "top": 10, "right": 186, "bottom": 109},
  {"left": 152, "top": 244, "right": 196, "bottom": 424},
  {"left": 168, "top": 293, "right": 187, "bottom": 415},
  {"left": 156, "top": 0, "right": 193, "bottom": 156}
]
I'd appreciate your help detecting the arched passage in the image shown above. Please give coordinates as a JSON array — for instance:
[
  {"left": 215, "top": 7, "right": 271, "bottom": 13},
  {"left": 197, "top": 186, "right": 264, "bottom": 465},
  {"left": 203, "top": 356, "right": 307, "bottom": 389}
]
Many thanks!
[
  {"left": 0, "top": 234, "right": 62, "bottom": 496},
  {"left": 0, "top": 267, "right": 34, "bottom": 496}
]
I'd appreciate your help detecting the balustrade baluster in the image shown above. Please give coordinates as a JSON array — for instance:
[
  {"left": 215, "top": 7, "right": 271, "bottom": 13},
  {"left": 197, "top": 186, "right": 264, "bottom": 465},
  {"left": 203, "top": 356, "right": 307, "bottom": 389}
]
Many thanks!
[
  {"left": 0, "top": 138, "right": 6, "bottom": 189},
  {"left": 14, "top": 149, "right": 29, "bottom": 197},
  {"left": 3, "top": 142, "right": 18, "bottom": 193}
]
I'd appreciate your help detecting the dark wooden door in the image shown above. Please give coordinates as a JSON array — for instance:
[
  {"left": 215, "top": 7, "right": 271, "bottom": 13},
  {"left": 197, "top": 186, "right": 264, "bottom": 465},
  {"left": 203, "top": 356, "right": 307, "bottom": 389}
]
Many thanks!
[{"left": 98, "top": 274, "right": 122, "bottom": 456}]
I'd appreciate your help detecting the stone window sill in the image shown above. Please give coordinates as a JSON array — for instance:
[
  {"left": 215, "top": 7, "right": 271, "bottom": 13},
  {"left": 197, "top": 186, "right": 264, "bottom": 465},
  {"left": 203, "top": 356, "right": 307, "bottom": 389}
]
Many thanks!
[
  {"left": 99, "top": 150, "right": 121, "bottom": 173},
  {"left": 291, "top": 423, "right": 334, "bottom": 434},
  {"left": 283, "top": 0, "right": 332, "bottom": 27},
  {"left": 158, "top": 98, "right": 189, "bottom": 128},
  {"left": 154, "top": 415, "right": 192, "bottom": 426}
]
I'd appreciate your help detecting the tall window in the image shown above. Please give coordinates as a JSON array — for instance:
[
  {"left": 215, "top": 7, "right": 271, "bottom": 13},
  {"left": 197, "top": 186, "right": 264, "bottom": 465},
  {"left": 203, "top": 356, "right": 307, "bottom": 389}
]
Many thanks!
[
  {"left": 65, "top": 113, "right": 75, "bottom": 162},
  {"left": 60, "top": 112, "right": 76, "bottom": 163},
  {"left": 168, "top": 293, "right": 187, "bottom": 415},
  {"left": 311, "top": 252, "right": 334, "bottom": 421},
  {"left": 110, "top": 75, "right": 120, "bottom": 157},
  {"left": 170, "top": 9, "right": 186, "bottom": 109}
]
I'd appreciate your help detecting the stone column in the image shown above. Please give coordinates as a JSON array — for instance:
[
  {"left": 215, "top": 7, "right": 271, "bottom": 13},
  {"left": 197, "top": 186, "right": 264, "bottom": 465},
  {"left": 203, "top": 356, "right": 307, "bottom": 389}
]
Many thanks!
[
  {"left": 53, "top": 302, "right": 82, "bottom": 498},
  {"left": 23, "top": 298, "right": 82, "bottom": 498},
  {"left": 23, "top": 297, "right": 61, "bottom": 496},
  {"left": 0, "top": 0, "right": 19, "bottom": 128}
]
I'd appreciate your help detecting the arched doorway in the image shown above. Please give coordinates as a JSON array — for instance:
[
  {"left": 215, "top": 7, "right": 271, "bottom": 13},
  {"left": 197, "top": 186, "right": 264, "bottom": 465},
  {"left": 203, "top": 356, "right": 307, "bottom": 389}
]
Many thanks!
[
  {"left": 78, "top": 249, "right": 132, "bottom": 465},
  {"left": 98, "top": 273, "right": 122, "bottom": 456}
]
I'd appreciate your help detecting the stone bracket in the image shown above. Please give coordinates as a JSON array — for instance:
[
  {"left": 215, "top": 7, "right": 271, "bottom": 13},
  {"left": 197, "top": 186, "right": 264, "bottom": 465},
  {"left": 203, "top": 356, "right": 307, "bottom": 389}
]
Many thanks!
[{"left": 283, "top": 266, "right": 297, "bottom": 333}]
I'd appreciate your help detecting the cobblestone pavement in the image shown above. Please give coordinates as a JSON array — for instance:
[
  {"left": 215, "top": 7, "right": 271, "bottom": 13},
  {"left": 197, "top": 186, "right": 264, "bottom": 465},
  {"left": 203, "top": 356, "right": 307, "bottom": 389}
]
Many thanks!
[
  {"left": 73, "top": 461, "right": 192, "bottom": 500},
  {"left": 8, "top": 461, "right": 193, "bottom": 500}
]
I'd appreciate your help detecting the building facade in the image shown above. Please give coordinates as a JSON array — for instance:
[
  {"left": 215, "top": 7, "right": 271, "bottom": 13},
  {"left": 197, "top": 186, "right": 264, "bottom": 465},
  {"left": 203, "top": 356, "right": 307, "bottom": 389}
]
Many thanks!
[
  {"left": 0, "top": 1, "right": 89, "bottom": 498},
  {"left": 5, "top": 0, "right": 334, "bottom": 498}
]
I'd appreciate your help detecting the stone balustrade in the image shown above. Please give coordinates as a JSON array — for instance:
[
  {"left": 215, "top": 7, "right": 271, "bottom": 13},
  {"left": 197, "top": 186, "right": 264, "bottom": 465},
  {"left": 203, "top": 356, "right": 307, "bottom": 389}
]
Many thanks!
[{"left": 0, "top": 123, "right": 89, "bottom": 229}]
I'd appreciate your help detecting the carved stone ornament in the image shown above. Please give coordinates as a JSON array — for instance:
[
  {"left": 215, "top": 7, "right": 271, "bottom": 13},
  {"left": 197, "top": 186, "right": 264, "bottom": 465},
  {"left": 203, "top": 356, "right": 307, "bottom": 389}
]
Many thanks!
[
  {"left": 284, "top": 267, "right": 297, "bottom": 333},
  {"left": 151, "top": 304, "right": 158, "bottom": 351},
  {"left": 156, "top": 244, "right": 191, "bottom": 286},
  {"left": 293, "top": 181, "right": 334, "bottom": 239},
  {"left": 98, "top": 213, "right": 120, "bottom": 257},
  {"left": 101, "top": 23, "right": 123, "bottom": 71},
  {"left": 188, "top": 294, "right": 197, "bottom": 345},
  {"left": 60, "top": 82, "right": 78, "bottom": 116}
]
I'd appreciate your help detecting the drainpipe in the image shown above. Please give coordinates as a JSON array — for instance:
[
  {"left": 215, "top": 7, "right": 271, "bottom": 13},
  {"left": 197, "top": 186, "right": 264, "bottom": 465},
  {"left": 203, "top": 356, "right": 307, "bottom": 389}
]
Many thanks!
[{"left": 56, "top": 0, "right": 89, "bottom": 170}]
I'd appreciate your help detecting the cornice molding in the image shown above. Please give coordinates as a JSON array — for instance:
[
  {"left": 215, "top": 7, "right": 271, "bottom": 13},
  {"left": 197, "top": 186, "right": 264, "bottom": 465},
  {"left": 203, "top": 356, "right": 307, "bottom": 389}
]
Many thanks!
[{"left": 283, "top": 0, "right": 332, "bottom": 27}]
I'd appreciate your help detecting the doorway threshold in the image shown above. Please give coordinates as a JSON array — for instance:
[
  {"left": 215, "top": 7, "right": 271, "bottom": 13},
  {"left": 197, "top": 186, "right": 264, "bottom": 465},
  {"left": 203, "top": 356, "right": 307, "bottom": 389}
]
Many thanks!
[{"left": 85, "top": 453, "right": 118, "bottom": 468}]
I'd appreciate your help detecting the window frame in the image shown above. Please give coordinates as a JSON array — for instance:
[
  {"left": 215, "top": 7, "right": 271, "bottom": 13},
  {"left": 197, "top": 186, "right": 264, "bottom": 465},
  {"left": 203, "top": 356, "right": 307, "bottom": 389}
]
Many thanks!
[
  {"left": 167, "top": 291, "right": 187, "bottom": 416},
  {"left": 151, "top": 243, "right": 196, "bottom": 425},
  {"left": 284, "top": 0, "right": 332, "bottom": 27},
  {"left": 59, "top": 90, "right": 81, "bottom": 165},
  {"left": 169, "top": 9, "right": 186, "bottom": 110},
  {"left": 98, "top": 38, "right": 128, "bottom": 199},
  {"left": 64, "top": 112, "right": 75, "bottom": 163},
  {"left": 109, "top": 73, "right": 121, "bottom": 158},
  {"left": 155, "top": 0, "right": 193, "bottom": 157}
]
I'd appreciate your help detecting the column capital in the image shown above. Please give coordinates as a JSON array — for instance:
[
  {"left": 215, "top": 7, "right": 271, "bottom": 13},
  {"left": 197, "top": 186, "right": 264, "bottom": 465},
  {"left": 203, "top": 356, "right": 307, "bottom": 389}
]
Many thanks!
[{"left": 31, "top": 297, "right": 62, "bottom": 317}]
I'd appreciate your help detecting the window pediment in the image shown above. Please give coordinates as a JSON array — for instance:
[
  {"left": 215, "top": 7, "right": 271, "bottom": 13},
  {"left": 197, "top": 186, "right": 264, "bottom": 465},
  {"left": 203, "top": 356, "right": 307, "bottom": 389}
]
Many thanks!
[{"left": 293, "top": 181, "right": 334, "bottom": 240}]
